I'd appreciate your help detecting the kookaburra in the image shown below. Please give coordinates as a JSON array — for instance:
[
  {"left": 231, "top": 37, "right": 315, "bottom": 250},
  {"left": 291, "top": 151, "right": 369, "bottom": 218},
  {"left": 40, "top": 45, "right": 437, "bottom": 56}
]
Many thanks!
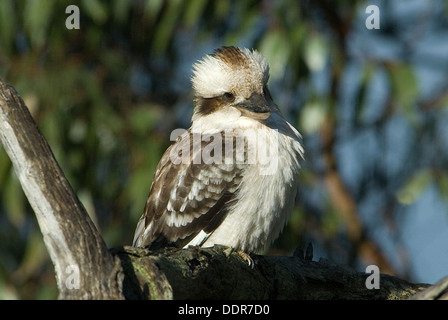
[{"left": 133, "top": 46, "right": 304, "bottom": 258}]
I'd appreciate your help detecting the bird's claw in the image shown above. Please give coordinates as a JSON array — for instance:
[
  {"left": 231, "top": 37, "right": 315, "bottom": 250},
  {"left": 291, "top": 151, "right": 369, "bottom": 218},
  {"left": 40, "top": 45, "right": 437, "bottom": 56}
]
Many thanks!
[{"left": 237, "top": 250, "right": 255, "bottom": 268}]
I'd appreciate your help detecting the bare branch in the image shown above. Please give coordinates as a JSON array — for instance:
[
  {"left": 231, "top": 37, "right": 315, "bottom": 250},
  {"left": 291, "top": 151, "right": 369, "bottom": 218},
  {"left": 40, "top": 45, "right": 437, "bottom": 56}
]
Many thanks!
[
  {"left": 0, "top": 77, "right": 124, "bottom": 299},
  {"left": 410, "top": 275, "right": 448, "bottom": 300},
  {"left": 115, "top": 245, "right": 429, "bottom": 300}
]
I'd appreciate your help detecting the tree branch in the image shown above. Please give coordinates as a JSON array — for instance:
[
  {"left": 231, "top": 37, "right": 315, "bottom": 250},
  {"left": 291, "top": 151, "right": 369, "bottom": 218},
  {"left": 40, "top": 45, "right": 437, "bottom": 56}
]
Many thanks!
[
  {"left": 0, "top": 77, "right": 436, "bottom": 300},
  {"left": 114, "top": 245, "right": 429, "bottom": 300},
  {"left": 0, "top": 77, "right": 124, "bottom": 299}
]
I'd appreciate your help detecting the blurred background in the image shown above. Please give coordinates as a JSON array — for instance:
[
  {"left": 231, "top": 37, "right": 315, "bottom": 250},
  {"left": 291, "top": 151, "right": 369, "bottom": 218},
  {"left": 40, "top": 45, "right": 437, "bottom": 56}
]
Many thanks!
[{"left": 0, "top": 0, "right": 448, "bottom": 299}]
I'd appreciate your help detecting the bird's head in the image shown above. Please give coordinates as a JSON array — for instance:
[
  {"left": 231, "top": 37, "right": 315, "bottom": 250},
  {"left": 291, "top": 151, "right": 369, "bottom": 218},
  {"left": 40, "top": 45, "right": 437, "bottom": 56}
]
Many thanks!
[{"left": 191, "top": 46, "right": 279, "bottom": 122}]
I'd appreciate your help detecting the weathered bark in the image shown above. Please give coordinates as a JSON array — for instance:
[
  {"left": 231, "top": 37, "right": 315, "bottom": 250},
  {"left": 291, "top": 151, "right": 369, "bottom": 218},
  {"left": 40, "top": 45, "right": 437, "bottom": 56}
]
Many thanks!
[
  {"left": 0, "top": 78, "right": 124, "bottom": 299},
  {"left": 409, "top": 275, "right": 448, "bottom": 300},
  {"left": 0, "top": 76, "right": 441, "bottom": 300},
  {"left": 114, "top": 245, "right": 429, "bottom": 300}
]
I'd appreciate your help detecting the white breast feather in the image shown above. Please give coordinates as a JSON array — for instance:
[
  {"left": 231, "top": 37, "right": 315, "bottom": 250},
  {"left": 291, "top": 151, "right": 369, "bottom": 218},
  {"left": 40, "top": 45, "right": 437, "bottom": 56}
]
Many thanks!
[{"left": 183, "top": 112, "right": 303, "bottom": 253}]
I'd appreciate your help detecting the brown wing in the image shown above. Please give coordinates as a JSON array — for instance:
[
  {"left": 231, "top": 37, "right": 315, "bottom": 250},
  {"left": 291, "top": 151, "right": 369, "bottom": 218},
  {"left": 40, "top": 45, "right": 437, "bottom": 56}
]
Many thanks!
[{"left": 132, "top": 129, "right": 245, "bottom": 248}]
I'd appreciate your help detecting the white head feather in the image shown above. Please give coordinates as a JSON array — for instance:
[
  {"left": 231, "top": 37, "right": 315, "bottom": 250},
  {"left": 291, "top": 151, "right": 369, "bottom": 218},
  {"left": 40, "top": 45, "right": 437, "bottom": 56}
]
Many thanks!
[{"left": 191, "top": 47, "right": 270, "bottom": 99}]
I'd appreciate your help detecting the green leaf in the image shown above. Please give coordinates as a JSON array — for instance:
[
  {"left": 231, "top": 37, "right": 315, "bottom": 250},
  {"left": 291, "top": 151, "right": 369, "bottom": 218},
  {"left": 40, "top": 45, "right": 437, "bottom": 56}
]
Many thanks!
[
  {"left": 303, "top": 34, "right": 328, "bottom": 72},
  {"left": 23, "top": 0, "right": 55, "bottom": 48},
  {"left": 183, "top": 0, "right": 208, "bottom": 27},
  {"left": 435, "top": 171, "right": 448, "bottom": 200},
  {"left": 82, "top": 0, "right": 108, "bottom": 25},
  {"left": 213, "top": 0, "right": 230, "bottom": 20},
  {"left": 259, "top": 31, "right": 290, "bottom": 80},
  {"left": 144, "top": 0, "right": 164, "bottom": 20},
  {"left": 396, "top": 169, "right": 432, "bottom": 205},
  {"left": 152, "top": 0, "right": 183, "bottom": 53},
  {"left": 0, "top": 0, "right": 16, "bottom": 52},
  {"left": 300, "top": 100, "right": 327, "bottom": 134},
  {"left": 387, "top": 63, "right": 419, "bottom": 121},
  {"left": 128, "top": 104, "right": 163, "bottom": 136}
]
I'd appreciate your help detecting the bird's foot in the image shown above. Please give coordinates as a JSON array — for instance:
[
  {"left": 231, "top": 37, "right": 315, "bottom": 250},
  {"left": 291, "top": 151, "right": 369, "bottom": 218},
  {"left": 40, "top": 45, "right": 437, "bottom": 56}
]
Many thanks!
[{"left": 236, "top": 250, "right": 255, "bottom": 268}]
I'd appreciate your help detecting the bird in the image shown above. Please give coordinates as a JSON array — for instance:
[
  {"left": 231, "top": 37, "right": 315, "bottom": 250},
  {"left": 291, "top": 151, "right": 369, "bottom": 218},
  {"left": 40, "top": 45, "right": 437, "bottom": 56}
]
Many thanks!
[{"left": 132, "top": 46, "right": 304, "bottom": 262}]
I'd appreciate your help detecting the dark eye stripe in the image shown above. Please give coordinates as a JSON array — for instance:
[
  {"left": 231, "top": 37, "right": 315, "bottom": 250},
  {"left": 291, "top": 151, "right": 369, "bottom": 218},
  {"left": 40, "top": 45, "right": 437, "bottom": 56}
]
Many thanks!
[{"left": 195, "top": 97, "right": 224, "bottom": 116}]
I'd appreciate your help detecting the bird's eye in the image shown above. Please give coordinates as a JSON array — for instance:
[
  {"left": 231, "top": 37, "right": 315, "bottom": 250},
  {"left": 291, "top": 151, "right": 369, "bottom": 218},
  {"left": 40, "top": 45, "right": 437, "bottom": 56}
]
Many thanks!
[{"left": 222, "top": 92, "right": 235, "bottom": 103}]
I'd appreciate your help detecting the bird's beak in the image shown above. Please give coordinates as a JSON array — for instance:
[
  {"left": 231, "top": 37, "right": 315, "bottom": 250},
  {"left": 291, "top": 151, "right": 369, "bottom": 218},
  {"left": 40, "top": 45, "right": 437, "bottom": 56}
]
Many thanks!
[{"left": 235, "top": 93, "right": 271, "bottom": 119}]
